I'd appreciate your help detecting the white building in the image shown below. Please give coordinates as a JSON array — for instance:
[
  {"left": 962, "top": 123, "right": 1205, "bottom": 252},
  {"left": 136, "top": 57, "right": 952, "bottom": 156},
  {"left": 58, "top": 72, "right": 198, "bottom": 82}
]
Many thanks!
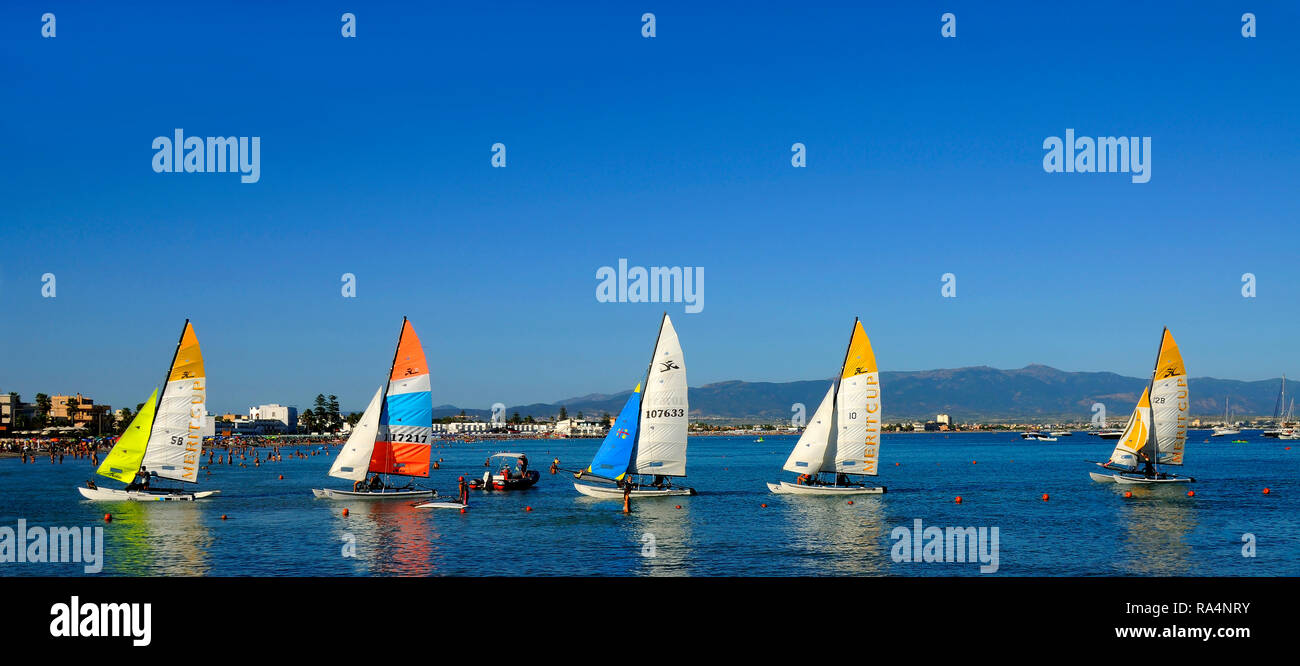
[
  {"left": 250, "top": 404, "right": 298, "bottom": 429},
  {"left": 936, "top": 414, "right": 951, "bottom": 425}
]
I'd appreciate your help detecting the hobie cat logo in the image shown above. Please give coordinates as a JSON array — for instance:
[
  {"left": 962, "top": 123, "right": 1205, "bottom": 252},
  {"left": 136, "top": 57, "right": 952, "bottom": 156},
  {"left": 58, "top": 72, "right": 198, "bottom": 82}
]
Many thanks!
[
  {"left": 596, "top": 259, "right": 703, "bottom": 314},
  {"left": 152, "top": 129, "right": 261, "bottom": 183},
  {"left": 1043, "top": 129, "right": 1151, "bottom": 183}
]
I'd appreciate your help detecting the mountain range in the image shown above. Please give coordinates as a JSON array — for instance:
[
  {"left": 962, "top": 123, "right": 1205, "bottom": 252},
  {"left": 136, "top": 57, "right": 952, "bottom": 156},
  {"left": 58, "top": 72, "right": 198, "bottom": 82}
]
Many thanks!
[{"left": 430, "top": 365, "right": 1290, "bottom": 423}]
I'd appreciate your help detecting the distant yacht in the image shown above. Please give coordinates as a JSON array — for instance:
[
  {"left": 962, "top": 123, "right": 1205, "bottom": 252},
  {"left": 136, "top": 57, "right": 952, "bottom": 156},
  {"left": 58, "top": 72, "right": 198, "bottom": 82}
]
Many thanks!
[{"left": 1211, "top": 396, "right": 1239, "bottom": 437}]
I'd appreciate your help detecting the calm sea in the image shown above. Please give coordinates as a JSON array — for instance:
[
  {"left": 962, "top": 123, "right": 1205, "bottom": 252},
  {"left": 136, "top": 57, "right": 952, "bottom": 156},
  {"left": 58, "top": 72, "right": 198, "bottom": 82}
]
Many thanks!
[{"left": 1, "top": 431, "right": 1296, "bottom": 576}]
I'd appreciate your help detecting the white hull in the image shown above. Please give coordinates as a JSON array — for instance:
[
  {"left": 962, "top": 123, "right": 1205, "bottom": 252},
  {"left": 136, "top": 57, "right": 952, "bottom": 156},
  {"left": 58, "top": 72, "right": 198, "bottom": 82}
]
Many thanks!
[
  {"left": 77, "top": 487, "right": 220, "bottom": 501},
  {"left": 1113, "top": 474, "right": 1193, "bottom": 485},
  {"left": 573, "top": 482, "right": 695, "bottom": 498},
  {"left": 1088, "top": 472, "right": 1118, "bottom": 483},
  {"left": 311, "top": 488, "right": 434, "bottom": 500},
  {"left": 413, "top": 500, "right": 466, "bottom": 509},
  {"left": 766, "top": 481, "right": 885, "bottom": 495}
]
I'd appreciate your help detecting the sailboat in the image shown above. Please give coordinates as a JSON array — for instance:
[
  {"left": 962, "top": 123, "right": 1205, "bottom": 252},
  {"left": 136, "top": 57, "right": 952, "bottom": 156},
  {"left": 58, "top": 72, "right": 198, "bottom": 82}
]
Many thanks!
[
  {"left": 78, "top": 320, "right": 219, "bottom": 501},
  {"left": 1210, "top": 396, "right": 1239, "bottom": 437},
  {"left": 312, "top": 317, "right": 440, "bottom": 501},
  {"left": 1089, "top": 328, "right": 1194, "bottom": 484},
  {"left": 767, "top": 318, "right": 884, "bottom": 495},
  {"left": 574, "top": 313, "right": 695, "bottom": 498},
  {"left": 1263, "top": 375, "right": 1290, "bottom": 437}
]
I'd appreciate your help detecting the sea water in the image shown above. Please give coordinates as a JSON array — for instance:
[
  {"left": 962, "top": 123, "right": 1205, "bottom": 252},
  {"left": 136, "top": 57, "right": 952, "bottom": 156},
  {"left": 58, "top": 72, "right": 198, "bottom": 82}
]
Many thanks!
[{"left": 1, "top": 431, "right": 1295, "bottom": 576}]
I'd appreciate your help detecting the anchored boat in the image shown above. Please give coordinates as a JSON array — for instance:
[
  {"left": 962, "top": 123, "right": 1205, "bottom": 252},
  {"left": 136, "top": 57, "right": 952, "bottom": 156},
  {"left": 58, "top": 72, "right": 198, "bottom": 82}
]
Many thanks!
[
  {"left": 767, "top": 318, "right": 883, "bottom": 495},
  {"left": 1089, "top": 328, "right": 1194, "bottom": 484},
  {"left": 574, "top": 313, "right": 695, "bottom": 498},
  {"left": 312, "top": 317, "right": 439, "bottom": 501},
  {"left": 469, "top": 452, "right": 541, "bottom": 490},
  {"left": 78, "top": 320, "right": 219, "bottom": 502}
]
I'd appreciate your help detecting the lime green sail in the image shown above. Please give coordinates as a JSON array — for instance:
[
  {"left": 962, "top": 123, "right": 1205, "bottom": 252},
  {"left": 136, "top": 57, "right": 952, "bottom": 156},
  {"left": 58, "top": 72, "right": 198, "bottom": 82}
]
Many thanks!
[{"left": 97, "top": 389, "right": 158, "bottom": 483}]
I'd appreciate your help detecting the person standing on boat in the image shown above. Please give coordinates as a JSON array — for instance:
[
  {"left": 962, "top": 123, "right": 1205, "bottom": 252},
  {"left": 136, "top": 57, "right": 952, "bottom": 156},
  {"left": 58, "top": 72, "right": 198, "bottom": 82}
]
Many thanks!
[{"left": 517, "top": 453, "right": 529, "bottom": 476}]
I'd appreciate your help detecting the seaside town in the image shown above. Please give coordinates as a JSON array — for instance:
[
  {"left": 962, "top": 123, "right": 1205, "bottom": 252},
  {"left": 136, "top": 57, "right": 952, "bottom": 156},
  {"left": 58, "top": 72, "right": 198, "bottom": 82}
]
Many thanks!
[{"left": 0, "top": 388, "right": 1256, "bottom": 461}]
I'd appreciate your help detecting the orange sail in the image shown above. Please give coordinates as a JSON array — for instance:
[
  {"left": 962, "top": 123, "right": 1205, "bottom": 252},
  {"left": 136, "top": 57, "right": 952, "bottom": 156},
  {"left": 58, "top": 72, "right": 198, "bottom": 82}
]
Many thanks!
[{"left": 369, "top": 318, "right": 433, "bottom": 477}]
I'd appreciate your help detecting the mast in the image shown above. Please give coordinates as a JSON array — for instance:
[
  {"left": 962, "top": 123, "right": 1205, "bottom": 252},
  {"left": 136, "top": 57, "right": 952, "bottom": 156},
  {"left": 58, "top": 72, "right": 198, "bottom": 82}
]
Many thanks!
[
  {"left": 376, "top": 316, "right": 406, "bottom": 490},
  {"left": 1142, "top": 328, "right": 1164, "bottom": 477},
  {"left": 141, "top": 319, "right": 189, "bottom": 476},
  {"left": 629, "top": 312, "right": 667, "bottom": 483},
  {"left": 828, "top": 318, "right": 859, "bottom": 481}
]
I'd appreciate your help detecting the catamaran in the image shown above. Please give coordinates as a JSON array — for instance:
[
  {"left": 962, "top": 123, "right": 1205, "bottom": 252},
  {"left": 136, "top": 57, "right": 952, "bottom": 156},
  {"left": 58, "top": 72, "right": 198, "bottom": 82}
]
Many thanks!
[
  {"left": 1089, "top": 328, "right": 1194, "bottom": 484},
  {"left": 78, "top": 320, "right": 219, "bottom": 501},
  {"left": 574, "top": 313, "right": 694, "bottom": 498},
  {"left": 313, "top": 317, "right": 439, "bottom": 501},
  {"left": 767, "top": 318, "right": 884, "bottom": 495}
]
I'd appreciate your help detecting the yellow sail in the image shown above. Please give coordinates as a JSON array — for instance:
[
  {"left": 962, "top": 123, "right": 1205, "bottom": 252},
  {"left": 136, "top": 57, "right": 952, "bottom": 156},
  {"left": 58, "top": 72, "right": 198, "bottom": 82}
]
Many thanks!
[
  {"left": 841, "top": 320, "right": 878, "bottom": 379},
  {"left": 97, "top": 389, "right": 159, "bottom": 482}
]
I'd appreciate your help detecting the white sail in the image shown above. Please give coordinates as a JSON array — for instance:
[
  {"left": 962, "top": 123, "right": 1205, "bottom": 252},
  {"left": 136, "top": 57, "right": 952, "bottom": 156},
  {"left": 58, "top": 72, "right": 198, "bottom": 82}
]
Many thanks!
[
  {"left": 141, "top": 322, "right": 205, "bottom": 483},
  {"left": 833, "top": 320, "right": 881, "bottom": 476},
  {"left": 783, "top": 383, "right": 837, "bottom": 474},
  {"left": 1149, "top": 329, "right": 1188, "bottom": 466},
  {"left": 328, "top": 386, "right": 383, "bottom": 481},
  {"left": 633, "top": 314, "right": 688, "bottom": 477}
]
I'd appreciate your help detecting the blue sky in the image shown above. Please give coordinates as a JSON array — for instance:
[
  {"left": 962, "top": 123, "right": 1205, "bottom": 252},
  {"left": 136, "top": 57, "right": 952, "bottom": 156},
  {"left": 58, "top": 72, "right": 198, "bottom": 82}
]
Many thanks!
[{"left": 2, "top": 2, "right": 1297, "bottom": 413}]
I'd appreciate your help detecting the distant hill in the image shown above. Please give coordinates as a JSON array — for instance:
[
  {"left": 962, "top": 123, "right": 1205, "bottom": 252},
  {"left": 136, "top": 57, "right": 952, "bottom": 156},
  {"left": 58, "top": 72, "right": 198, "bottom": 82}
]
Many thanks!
[{"left": 432, "top": 365, "right": 1287, "bottom": 423}]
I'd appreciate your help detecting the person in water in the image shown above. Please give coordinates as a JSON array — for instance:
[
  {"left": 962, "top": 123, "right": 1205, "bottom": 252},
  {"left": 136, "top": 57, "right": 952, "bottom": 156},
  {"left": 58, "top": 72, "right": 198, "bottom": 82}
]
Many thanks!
[{"left": 457, "top": 476, "right": 468, "bottom": 504}]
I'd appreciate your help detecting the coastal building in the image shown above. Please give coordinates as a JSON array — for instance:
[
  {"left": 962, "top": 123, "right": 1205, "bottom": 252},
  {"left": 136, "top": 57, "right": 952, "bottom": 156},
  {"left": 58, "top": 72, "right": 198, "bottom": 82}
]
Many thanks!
[
  {"left": 0, "top": 394, "right": 35, "bottom": 433},
  {"left": 554, "top": 418, "right": 606, "bottom": 437},
  {"left": 50, "top": 394, "right": 113, "bottom": 431},
  {"left": 936, "top": 414, "right": 951, "bottom": 426},
  {"left": 250, "top": 404, "right": 298, "bottom": 429}
]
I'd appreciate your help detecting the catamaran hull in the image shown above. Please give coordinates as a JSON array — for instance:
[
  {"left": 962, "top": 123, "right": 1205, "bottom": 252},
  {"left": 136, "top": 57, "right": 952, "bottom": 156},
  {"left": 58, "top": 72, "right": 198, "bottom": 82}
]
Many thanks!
[
  {"left": 77, "top": 487, "right": 220, "bottom": 501},
  {"left": 766, "top": 481, "right": 885, "bottom": 495},
  {"left": 1089, "top": 472, "right": 1193, "bottom": 484},
  {"left": 311, "top": 488, "right": 434, "bottom": 500},
  {"left": 1113, "top": 475, "right": 1194, "bottom": 485},
  {"left": 573, "top": 482, "right": 695, "bottom": 498},
  {"left": 413, "top": 500, "right": 467, "bottom": 509}
]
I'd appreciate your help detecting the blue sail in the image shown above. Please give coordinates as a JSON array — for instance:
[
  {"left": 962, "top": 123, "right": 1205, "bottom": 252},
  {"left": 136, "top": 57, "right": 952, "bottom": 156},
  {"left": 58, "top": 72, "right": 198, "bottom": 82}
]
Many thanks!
[{"left": 586, "top": 384, "right": 642, "bottom": 480}]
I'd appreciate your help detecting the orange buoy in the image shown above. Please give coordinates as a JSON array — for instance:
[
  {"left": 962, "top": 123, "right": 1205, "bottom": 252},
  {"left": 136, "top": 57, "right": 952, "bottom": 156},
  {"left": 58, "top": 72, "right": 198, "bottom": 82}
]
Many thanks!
[
  {"left": 1186, "top": 490, "right": 1195, "bottom": 497},
  {"left": 675, "top": 505, "right": 682, "bottom": 509},
  {"left": 525, "top": 506, "right": 532, "bottom": 512},
  {"left": 847, "top": 500, "right": 854, "bottom": 505},
  {"left": 1041, "top": 493, "right": 1049, "bottom": 501},
  {"left": 460, "top": 507, "right": 467, "bottom": 513},
  {"left": 761, "top": 503, "right": 768, "bottom": 508},
  {"left": 954, "top": 496, "right": 962, "bottom": 504},
  {"left": 1263, "top": 488, "right": 1270, "bottom": 495},
  {"left": 103, "top": 513, "right": 112, "bottom": 522},
  {"left": 341, "top": 508, "right": 349, "bottom": 517},
  {"left": 895, "top": 462, "right": 900, "bottom": 466},
  {"left": 972, "top": 461, "right": 977, "bottom": 464},
  {"left": 221, "top": 514, "right": 228, "bottom": 520},
  {"left": 1123, "top": 491, "right": 1132, "bottom": 498},
  {"left": 278, "top": 474, "right": 284, "bottom": 480}
]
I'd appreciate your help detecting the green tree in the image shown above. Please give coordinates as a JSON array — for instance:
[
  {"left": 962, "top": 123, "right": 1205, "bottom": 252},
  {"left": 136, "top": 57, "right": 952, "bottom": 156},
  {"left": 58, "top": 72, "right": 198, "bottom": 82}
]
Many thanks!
[
  {"left": 301, "top": 408, "right": 318, "bottom": 433},
  {"left": 346, "top": 411, "right": 363, "bottom": 427},
  {"left": 558, "top": 406, "right": 568, "bottom": 420},
  {"left": 34, "top": 393, "right": 52, "bottom": 426}
]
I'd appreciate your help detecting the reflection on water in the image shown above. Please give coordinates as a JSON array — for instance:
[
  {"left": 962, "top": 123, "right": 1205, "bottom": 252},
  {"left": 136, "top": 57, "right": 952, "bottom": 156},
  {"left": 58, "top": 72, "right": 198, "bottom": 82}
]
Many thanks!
[
  {"left": 627, "top": 500, "right": 693, "bottom": 576},
  {"left": 779, "top": 495, "right": 887, "bottom": 575},
  {"left": 330, "top": 501, "right": 440, "bottom": 576},
  {"left": 105, "top": 502, "right": 211, "bottom": 576},
  {"left": 1114, "top": 487, "right": 1196, "bottom": 575}
]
